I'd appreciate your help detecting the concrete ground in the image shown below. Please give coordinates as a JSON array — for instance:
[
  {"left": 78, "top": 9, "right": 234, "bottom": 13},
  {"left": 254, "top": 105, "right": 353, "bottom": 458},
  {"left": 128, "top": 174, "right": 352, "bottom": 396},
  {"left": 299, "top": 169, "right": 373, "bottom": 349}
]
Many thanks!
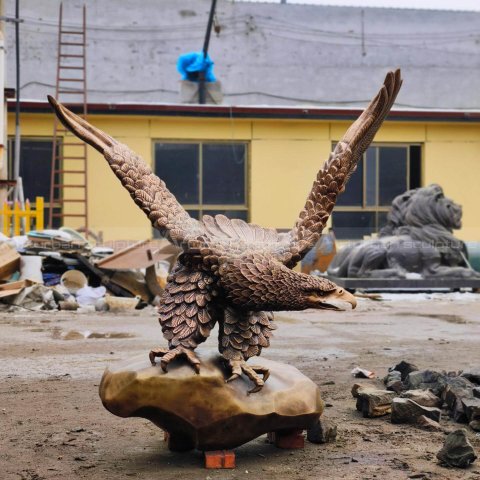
[{"left": 1, "top": 292, "right": 480, "bottom": 480}]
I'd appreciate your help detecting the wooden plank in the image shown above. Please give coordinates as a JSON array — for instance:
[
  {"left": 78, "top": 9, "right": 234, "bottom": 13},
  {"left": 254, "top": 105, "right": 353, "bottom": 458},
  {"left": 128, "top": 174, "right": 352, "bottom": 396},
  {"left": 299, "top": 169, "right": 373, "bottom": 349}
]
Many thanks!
[
  {"left": 0, "top": 243, "right": 21, "bottom": 280},
  {"left": 96, "top": 239, "right": 179, "bottom": 270},
  {"left": 0, "top": 280, "right": 32, "bottom": 298}
]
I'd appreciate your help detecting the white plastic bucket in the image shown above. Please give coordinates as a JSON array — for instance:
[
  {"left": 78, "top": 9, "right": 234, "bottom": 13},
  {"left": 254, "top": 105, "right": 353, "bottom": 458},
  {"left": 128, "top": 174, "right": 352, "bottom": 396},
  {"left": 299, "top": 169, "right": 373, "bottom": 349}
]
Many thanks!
[{"left": 60, "top": 270, "right": 88, "bottom": 294}]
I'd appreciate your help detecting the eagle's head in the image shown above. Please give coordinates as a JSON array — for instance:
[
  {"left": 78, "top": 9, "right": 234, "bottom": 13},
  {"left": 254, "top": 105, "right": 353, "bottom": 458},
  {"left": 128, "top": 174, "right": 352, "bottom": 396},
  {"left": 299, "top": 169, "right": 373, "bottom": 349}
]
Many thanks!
[
  {"left": 220, "top": 255, "right": 357, "bottom": 312},
  {"left": 295, "top": 273, "right": 357, "bottom": 311}
]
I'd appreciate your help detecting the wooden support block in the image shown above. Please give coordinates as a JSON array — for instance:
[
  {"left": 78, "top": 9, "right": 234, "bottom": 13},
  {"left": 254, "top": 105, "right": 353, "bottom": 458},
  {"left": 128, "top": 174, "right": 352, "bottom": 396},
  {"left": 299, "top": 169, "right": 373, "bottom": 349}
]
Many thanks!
[
  {"left": 204, "top": 450, "right": 236, "bottom": 469},
  {"left": 269, "top": 429, "right": 305, "bottom": 449}
]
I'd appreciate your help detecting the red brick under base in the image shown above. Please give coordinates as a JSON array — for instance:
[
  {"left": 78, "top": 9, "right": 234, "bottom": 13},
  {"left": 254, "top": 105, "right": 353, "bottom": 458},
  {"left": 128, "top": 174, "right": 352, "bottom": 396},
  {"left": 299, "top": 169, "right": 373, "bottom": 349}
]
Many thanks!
[
  {"left": 267, "top": 429, "right": 305, "bottom": 449},
  {"left": 204, "top": 450, "right": 236, "bottom": 469}
]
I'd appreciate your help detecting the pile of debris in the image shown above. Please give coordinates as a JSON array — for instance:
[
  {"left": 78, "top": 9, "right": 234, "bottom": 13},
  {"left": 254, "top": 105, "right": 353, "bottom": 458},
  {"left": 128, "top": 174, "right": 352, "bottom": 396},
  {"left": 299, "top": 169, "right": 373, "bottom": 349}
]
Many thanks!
[
  {"left": 0, "top": 228, "right": 178, "bottom": 312},
  {"left": 352, "top": 360, "right": 479, "bottom": 469}
]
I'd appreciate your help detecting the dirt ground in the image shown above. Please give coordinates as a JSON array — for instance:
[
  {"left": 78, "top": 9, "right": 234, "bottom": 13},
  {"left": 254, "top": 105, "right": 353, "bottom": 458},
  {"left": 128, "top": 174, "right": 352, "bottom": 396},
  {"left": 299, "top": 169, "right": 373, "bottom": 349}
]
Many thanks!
[{"left": 1, "top": 292, "right": 480, "bottom": 480}]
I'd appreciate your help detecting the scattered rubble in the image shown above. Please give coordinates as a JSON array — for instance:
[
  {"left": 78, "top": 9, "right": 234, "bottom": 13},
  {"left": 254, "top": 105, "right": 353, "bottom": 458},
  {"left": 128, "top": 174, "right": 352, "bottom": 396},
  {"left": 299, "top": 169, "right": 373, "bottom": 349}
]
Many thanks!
[
  {"left": 0, "top": 229, "right": 177, "bottom": 313},
  {"left": 391, "top": 398, "right": 441, "bottom": 424},
  {"left": 352, "top": 360, "right": 480, "bottom": 471},
  {"left": 436, "top": 429, "right": 477, "bottom": 468}
]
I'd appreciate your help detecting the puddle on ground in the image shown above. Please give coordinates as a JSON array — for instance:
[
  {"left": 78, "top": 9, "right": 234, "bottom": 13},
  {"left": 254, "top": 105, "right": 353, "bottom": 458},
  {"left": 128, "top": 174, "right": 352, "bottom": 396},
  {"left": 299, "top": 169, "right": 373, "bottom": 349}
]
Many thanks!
[
  {"left": 273, "top": 315, "right": 300, "bottom": 324},
  {"left": 52, "top": 328, "right": 136, "bottom": 340},
  {"left": 397, "top": 312, "right": 467, "bottom": 324},
  {"left": 87, "top": 332, "right": 135, "bottom": 339}
]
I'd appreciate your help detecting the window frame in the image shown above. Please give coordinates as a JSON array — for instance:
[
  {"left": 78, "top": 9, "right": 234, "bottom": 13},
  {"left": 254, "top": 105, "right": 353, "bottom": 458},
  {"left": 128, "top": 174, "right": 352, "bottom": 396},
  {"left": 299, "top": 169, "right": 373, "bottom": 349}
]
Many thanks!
[
  {"left": 6, "top": 135, "right": 62, "bottom": 202},
  {"left": 152, "top": 139, "right": 250, "bottom": 220},
  {"left": 334, "top": 142, "right": 421, "bottom": 212},
  {"left": 332, "top": 142, "right": 422, "bottom": 238}
]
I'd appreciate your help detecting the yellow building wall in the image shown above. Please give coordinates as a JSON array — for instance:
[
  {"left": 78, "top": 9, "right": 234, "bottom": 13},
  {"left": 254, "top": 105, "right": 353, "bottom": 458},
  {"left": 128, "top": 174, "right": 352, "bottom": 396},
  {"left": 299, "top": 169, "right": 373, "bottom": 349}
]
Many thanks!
[
  {"left": 424, "top": 124, "right": 480, "bottom": 241},
  {"left": 7, "top": 111, "right": 480, "bottom": 242}
]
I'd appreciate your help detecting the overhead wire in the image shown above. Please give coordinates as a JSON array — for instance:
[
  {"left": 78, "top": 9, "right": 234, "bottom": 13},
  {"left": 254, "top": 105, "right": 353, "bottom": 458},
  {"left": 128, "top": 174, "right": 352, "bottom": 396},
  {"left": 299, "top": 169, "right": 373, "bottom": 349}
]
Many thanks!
[{"left": 5, "top": 9, "right": 480, "bottom": 109}]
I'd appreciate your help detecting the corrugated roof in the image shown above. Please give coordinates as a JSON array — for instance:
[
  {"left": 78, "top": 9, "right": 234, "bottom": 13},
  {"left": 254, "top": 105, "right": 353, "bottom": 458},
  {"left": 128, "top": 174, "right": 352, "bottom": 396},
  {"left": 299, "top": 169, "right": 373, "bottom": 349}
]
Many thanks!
[{"left": 5, "top": 0, "right": 480, "bottom": 110}]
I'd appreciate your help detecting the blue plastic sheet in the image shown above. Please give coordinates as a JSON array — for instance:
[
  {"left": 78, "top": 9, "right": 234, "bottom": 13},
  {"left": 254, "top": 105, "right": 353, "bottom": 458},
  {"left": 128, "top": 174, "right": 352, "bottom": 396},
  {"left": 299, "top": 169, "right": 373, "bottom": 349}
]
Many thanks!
[{"left": 177, "top": 52, "right": 216, "bottom": 82}]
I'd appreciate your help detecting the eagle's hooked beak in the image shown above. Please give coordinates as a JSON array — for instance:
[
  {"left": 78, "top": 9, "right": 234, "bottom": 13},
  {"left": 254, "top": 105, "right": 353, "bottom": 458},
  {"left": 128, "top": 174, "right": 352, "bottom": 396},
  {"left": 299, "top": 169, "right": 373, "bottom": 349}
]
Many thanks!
[{"left": 308, "top": 287, "right": 357, "bottom": 311}]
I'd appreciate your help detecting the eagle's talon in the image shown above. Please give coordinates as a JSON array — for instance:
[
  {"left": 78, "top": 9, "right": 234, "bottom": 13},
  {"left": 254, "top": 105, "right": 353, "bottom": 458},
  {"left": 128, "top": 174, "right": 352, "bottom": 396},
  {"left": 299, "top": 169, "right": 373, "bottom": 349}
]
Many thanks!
[
  {"left": 247, "top": 383, "right": 264, "bottom": 395},
  {"left": 225, "top": 373, "right": 240, "bottom": 383},
  {"left": 149, "top": 347, "right": 168, "bottom": 366},
  {"left": 149, "top": 346, "right": 201, "bottom": 374},
  {"left": 226, "top": 359, "right": 270, "bottom": 394}
]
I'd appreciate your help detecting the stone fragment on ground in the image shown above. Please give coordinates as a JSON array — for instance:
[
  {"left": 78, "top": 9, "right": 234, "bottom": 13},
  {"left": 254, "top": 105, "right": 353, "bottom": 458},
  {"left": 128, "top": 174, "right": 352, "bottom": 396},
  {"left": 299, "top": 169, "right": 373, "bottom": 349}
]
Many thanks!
[
  {"left": 469, "top": 419, "right": 480, "bottom": 431},
  {"left": 400, "top": 389, "right": 442, "bottom": 408},
  {"left": 406, "top": 370, "right": 447, "bottom": 396},
  {"left": 443, "top": 376, "right": 476, "bottom": 423},
  {"left": 306, "top": 418, "right": 337, "bottom": 444},
  {"left": 392, "top": 361, "right": 419, "bottom": 382},
  {"left": 461, "top": 397, "right": 480, "bottom": 423},
  {"left": 384, "top": 370, "right": 404, "bottom": 393},
  {"left": 436, "top": 428, "right": 477, "bottom": 468},
  {"left": 352, "top": 384, "right": 396, "bottom": 418},
  {"left": 391, "top": 398, "right": 441, "bottom": 424},
  {"left": 461, "top": 368, "right": 480, "bottom": 385},
  {"left": 416, "top": 414, "right": 443, "bottom": 432}
]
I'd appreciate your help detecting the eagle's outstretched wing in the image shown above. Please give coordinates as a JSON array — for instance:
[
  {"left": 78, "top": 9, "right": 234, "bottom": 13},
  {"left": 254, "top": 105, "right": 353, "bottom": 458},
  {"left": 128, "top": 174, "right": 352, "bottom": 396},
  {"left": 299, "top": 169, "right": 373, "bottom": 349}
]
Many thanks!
[
  {"left": 48, "top": 69, "right": 401, "bottom": 264},
  {"left": 48, "top": 96, "right": 205, "bottom": 250},
  {"left": 276, "top": 69, "right": 403, "bottom": 267}
]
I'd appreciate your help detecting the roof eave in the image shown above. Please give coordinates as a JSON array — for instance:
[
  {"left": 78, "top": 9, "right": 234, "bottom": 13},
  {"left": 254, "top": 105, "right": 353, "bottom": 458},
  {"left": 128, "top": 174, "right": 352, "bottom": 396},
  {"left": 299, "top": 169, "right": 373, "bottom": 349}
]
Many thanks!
[{"left": 7, "top": 99, "right": 480, "bottom": 122}]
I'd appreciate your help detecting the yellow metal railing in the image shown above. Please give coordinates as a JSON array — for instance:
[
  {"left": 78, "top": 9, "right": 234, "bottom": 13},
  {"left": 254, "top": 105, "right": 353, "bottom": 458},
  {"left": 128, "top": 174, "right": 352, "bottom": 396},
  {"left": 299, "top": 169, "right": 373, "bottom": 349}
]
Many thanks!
[{"left": 1, "top": 197, "right": 45, "bottom": 236}]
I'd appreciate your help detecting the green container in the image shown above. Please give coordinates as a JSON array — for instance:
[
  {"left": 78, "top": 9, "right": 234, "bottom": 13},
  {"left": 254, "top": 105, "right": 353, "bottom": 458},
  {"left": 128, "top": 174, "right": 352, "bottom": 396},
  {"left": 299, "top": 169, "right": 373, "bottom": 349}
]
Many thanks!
[{"left": 465, "top": 242, "right": 480, "bottom": 272}]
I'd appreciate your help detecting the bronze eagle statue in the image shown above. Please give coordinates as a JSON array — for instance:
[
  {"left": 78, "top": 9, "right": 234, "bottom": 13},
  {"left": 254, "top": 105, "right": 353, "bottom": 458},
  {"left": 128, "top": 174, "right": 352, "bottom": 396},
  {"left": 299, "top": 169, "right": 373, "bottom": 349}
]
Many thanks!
[{"left": 48, "top": 69, "right": 402, "bottom": 393}]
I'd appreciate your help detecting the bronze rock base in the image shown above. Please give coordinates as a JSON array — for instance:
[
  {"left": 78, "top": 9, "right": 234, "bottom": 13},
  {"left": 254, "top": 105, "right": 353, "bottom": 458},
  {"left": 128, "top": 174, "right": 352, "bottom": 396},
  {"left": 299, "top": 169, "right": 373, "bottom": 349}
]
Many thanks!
[{"left": 99, "top": 354, "right": 323, "bottom": 451}]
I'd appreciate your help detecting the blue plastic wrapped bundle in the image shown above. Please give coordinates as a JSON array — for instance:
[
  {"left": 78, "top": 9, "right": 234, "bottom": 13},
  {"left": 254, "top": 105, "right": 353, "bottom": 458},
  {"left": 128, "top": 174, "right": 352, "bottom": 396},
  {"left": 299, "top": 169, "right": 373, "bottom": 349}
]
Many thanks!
[{"left": 177, "top": 52, "right": 216, "bottom": 82}]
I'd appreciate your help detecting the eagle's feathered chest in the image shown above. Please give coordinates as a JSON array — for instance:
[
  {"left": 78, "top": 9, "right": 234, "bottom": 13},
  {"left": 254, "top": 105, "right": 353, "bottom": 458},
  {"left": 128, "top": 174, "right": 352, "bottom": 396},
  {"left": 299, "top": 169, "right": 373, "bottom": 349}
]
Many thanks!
[{"left": 215, "top": 254, "right": 308, "bottom": 311}]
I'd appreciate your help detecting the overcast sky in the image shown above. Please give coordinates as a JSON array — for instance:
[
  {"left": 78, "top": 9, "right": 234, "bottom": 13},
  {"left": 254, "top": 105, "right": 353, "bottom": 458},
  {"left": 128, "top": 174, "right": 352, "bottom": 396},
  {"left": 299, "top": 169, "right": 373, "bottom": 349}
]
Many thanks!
[{"left": 240, "top": 0, "right": 480, "bottom": 11}]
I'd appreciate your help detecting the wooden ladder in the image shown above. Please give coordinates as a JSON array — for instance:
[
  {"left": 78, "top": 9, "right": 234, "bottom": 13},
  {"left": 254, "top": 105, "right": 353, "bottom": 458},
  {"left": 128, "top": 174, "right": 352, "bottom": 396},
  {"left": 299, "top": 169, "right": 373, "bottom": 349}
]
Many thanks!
[{"left": 49, "top": 3, "right": 88, "bottom": 231}]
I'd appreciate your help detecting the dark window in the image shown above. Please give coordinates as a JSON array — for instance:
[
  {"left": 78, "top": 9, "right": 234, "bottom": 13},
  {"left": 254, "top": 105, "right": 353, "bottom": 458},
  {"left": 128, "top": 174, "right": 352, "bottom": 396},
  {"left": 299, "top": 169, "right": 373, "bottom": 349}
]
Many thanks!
[
  {"left": 336, "top": 157, "right": 363, "bottom": 207},
  {"left": 378, "top": 147, "right": 407, "bottom": 206},
  {"left": 154, "top": 142, "right": 248, "bottom": 235},
  {"left": 8, "top": 137, "right": 62, "bottom": 227},
  {"left": 332, "top": 144, "right": 421, "bottom": 240},
  {"left": 202, "top": 144, "right": 246, "bottom": 205},
  {"left": 332, "top": 211, "right": 375, "bottom": 239},
  {"left": 409, "top": 146, "right": 422, "bottom": 190},
  {"left": 155, "top": 143, "right": 199, "bottom": 204}
]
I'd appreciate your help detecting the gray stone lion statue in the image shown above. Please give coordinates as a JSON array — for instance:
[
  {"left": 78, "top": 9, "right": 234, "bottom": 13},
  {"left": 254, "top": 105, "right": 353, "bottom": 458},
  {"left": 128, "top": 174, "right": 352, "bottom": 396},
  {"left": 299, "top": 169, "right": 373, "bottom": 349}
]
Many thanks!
[{"left": 327, "top": 184, "right": 479, "bottom": 279}]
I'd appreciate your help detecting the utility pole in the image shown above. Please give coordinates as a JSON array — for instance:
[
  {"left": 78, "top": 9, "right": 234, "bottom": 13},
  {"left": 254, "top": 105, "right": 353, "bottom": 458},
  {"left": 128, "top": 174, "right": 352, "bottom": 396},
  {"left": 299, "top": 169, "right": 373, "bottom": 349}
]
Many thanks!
[
  {"left": 0, "top": 0, "right": 23, "bottom": 204},
  {"left": 198, "top": 0, "right": 217, "bottom": 104},
  {"left": 13, "top": 0, "right": 21, "bottom": 203}
]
